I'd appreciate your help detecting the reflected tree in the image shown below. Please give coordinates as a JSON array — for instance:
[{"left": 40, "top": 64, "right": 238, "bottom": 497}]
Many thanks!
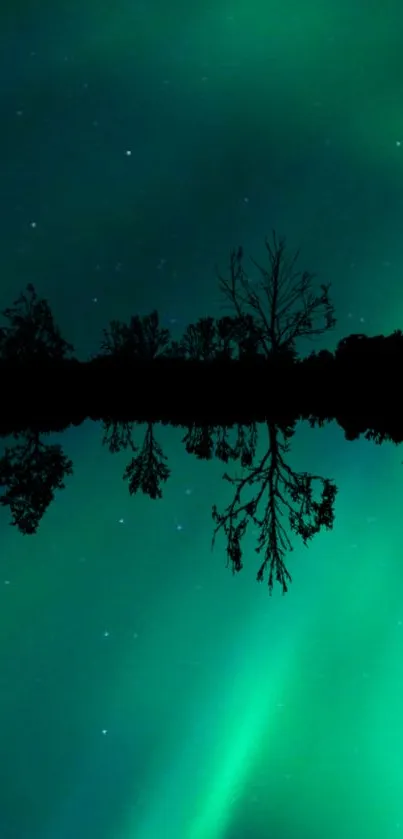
[
  {"left": 102, "top": 418, "right": 137, "bottom": 454},
  {"left": 182, "top": 421, "right": 258, "bottom": 465},
  {"left": 211, "top": 421, "right": 337, "bottom": 593},
  {"left": 0, "top": 431, "right": 73, "bottom": 534},
  {"left": 123, "top": 422, "right": 170, "bottom": 500},
  {"left": 102, "top": 419, "right": 170, "bottom": 500}
]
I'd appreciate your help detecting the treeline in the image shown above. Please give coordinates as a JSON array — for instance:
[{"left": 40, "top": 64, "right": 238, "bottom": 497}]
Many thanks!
[
  {"left": 0, "top": 232, "right": 401, "bottom": 443},
  {"left": 0, "top": 326, "right": 402, "bottom": 442},
  {"left": 0, "top": 233, "right": 401, "bottom": 592}
]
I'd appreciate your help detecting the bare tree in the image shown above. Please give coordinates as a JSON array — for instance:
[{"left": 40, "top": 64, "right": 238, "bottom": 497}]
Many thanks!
[
  {"left": 216, "top": 231, "right": 336, "bottom": 356},
  {"left": 211, "top": 421, "right": 337, "bottom": 594}
]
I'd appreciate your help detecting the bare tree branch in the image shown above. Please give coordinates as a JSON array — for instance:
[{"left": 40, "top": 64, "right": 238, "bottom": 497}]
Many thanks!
[
  {"left": 211, "top": 421, "right": 337, "bottom": 593},
  {"left": 216, "top": 231, "right": 336, "bottom": 356}
]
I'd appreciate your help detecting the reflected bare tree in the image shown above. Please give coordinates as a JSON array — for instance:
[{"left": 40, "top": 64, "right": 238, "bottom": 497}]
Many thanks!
[
  {"left": 211, "top": 421, "right": 337, "bottom": 593},
  {"left": 123, "top": 422, "right": 170, "bottom": 500},
  {"left": 102, "top": 418, "right": 170, "bottom": 500}
]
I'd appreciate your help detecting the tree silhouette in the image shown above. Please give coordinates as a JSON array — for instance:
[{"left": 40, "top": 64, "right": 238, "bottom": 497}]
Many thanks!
[
  {"left": 0, "top": 283, "right": 74, "bottom": 361},
  {"left": 2, "top": 233, "right": 402, "bottom": 594},
  {"left": 177, "top": 314, "right": 265, "bottom": 361},
  {"left": 102, "top": 418, "right": 137, "bottom": 454},
  {"left": 216, "top": 230, "right": 336, "bottom": 356},
  {"left": 99, "top": 310, "right": 170, "bottom": 360},
  {"left": 211, "top": 421, "right": 337, "bottom": 593},
  {"left": 0, "top": 430, "right": 73, "bottom": 534},
  {"left": 122, "top": 422, "right": 170, "bottom": 500},
  {"left": 102, "top": 418, "right": 170, "bottom": 500},
  {"left": 210, "top": 232, "right": 337, "bottom": 591}
]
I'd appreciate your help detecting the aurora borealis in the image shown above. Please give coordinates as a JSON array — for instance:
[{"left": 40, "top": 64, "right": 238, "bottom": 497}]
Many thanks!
[{"left": 2, "top": 1, "right": 403, "bottom": 837}]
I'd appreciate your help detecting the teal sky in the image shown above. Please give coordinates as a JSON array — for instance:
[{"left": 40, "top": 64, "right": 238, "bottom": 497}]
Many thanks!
[{"left": 1, "top": 1, "right": 403, "bottom": 837}]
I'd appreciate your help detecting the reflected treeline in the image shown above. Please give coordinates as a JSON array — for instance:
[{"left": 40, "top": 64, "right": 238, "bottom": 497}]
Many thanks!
[{"left": 0, "top": 231, "right": 400, "bottom": 592}]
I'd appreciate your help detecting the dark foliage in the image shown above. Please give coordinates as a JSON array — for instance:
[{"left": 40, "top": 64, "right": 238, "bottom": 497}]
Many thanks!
[
  {"left": 123, "top": 422, "right": 170, "bottom": 500},
  {"left": 0, "top": 283, "right": 74, "bottom": 361},
  {"left": 177, "top": 313, "right": 265, "bottom": 361},
  {"left": 0, "top": 431, "right": 73, "bottom": 534},
  {"left": 102, "top": 419, "right": 136, "bottom": 454},
  {"left": 99, "top": 310, "right": 170, "bottom": 360}
]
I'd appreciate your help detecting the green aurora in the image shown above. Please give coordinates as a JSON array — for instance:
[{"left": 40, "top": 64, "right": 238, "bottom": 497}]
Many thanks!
[{"left": 1, "top": 1, "right": 403, "bottom": 837}]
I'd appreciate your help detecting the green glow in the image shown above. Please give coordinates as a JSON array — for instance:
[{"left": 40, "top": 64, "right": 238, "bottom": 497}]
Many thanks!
[{"left": 3, "top": 1, "right": 403, "bottom": 837}]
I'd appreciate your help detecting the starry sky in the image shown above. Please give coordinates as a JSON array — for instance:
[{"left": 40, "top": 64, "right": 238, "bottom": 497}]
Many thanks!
[{"left": 1, "top": 1, "right": 403, "bottom": 837}]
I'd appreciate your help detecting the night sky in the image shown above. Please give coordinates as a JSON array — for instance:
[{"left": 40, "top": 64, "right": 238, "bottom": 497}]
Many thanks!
[{"left": 2, "top": 2, "right": 403, "bottom": 837}]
